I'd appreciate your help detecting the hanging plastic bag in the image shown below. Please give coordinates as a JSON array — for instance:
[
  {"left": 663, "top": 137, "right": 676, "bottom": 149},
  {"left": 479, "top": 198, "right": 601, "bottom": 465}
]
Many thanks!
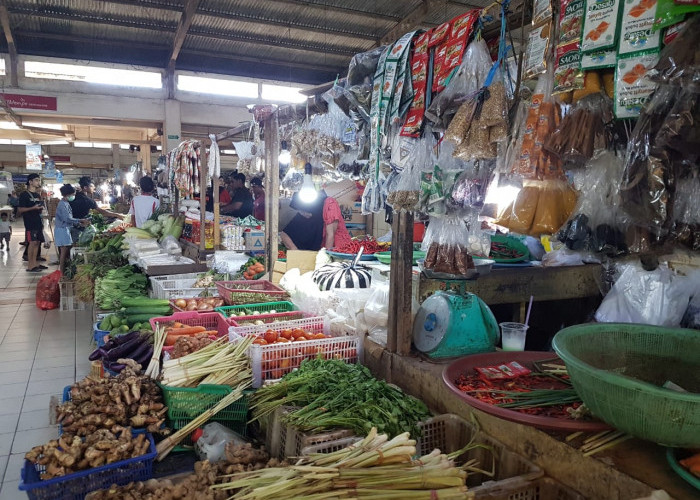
[
  {"left": 365, "top": 280, "right": 390, "bottom": 345},
  {"left": 421, "top": 216, "right": 475, "bottom": 276},
  {"left": 544, "top": 92, "right": 613, "bottom": 165},
  {"left": 425, "top": 39, "right": 494, "bottom": 130},
  {"left": 595, "top": 262, "right": 696, "bottom": 326},
  {"left": 36, "top": 270, "right": 62, "bottom": 310},
  {"left": 651, "top": 13, "right": 700, "bottom": 89},
  {"left": 670, "top": 173, "right": 700, "bottom": 251},
  {"left": 558, "top": 151, "right": 628, "bottom": 255},
  {"left": 447, "top": 159, "right": 495, "bottom": 215},
  {"left": 77, "top": 225, "right": 97, "bottom": 247}
]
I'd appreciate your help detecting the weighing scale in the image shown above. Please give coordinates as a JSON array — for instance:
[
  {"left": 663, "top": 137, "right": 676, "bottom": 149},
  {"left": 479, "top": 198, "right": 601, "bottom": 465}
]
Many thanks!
[{"left": 413, "top": 291, "right": 499, "bottom": 358}]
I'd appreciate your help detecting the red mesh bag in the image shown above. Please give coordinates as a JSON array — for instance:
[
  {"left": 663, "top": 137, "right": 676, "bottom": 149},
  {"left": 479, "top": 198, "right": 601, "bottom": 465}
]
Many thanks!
[{"left": 36, "top": 270, "right": 62, "bottom": 310}]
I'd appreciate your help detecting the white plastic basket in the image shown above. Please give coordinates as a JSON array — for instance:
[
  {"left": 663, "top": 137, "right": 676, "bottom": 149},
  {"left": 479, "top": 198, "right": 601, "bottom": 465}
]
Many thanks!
[
  {"left": 149, "top": 274, "right": 219, "bottom": 300},
  {"left": 230, "top": 317, "right": 360, "bottom": 388},
  {"left": 59, "top": 280, "right": 88, "bottom": 311}
]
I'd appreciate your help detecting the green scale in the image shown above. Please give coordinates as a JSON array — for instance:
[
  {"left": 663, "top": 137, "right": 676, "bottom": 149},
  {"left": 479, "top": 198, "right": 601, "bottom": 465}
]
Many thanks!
[{"left": 413, "top": 291, "right": 499, "bottom": 359}]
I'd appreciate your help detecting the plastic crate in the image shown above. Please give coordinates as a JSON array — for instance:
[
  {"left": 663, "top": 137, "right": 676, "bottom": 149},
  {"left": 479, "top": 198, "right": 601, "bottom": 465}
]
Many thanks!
[
  {"left": 168, "top": 297, "right": 226, "bottom": 312},
  {"left": 264, "top": 405, "right": 355, "bottom": 460},
  {"left": 19, "top": 433, "right": 156, "bottom": 500},
  {"left": 59, "top": 280, "right": 88, "bottom": 312},
  {"left": 230, "top": 317, "right": 360, "bottom": 389},
  {"left": 216, "top": 301, "right": 302, "bottom": 326},
  {"left": 149, "top": 311, "right": 230, "bottom": 338},
  {"left": 160, "top": 384, "right": 252, "bottom": 422},
  {"left": 300, "top": 436, "right": 362, "bottom": 456},
  {"left": 416, "top": 414, "right": 542, "bottom": 487},
  {"left": 149, "top": 274, "right": 219, "bottom": 300},
  {"left": 471, "top": 476, "right": 585, "bottom": 500},
  {"left": 216, "top": 280, "right": 287, "bottom": 305}
]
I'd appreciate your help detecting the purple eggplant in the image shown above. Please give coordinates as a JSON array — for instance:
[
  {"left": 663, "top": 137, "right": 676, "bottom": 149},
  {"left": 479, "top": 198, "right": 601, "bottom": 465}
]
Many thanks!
[
  {"left": 126, "top": 341, "right": 151, "bottom": 363},
  {"left": 89, "top": 347, "right": 104, "bottom": 361},
  {"left": 134, "top": 346, "right": 154, "bottom": 367},
  {"left": 107, "top": 361, "right": 126, "bottom": 372},
  {"left": 105, "top": 334, "right": 148, "bottom": 362}
]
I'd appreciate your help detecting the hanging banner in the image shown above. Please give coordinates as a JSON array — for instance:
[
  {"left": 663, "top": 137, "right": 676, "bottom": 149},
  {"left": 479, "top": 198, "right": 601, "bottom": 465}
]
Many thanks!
[
  {"left": 1, "top": 93, "right": 57, "bottom": 111},
  {"left": 25, "top": 144, "right": 42, "bottom": 171},
  {"left": 44, "top": 158, "right": 56, "bottom": 178}
]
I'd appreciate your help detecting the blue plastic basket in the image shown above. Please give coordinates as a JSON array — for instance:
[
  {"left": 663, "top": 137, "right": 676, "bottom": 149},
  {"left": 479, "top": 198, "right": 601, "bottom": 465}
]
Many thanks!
[
  {"left": 19, "top": 433, "right": 156, "bottom": 500},
  {"left": 93, "top": 322, "right": 109, "bottom": 347}
]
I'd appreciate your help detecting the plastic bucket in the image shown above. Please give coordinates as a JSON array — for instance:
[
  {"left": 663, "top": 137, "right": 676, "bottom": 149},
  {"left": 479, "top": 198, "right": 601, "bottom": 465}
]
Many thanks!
[{"left": 413, "top": 222, "right": 425, "bottom": 242}]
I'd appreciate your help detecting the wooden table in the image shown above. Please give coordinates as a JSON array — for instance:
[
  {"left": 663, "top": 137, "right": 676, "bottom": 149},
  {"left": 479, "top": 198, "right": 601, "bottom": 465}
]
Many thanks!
[{"left": 418, "top": 264, "right": 603, "bottom": 323}]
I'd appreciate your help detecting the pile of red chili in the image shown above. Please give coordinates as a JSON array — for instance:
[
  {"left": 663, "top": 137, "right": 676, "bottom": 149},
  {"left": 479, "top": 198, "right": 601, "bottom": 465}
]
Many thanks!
[
  {"left": 333, "top": 236, "right": 382, "bottom": 254},
  {"left": 455, "top": 372, "right": 582, "bottom": 418}
]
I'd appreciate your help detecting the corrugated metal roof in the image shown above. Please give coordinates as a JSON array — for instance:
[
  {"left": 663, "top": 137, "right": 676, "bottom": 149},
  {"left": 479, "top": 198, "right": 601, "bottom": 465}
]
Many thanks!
[{"left": 2, "top": 0, "right": 528, "bottom": 84}]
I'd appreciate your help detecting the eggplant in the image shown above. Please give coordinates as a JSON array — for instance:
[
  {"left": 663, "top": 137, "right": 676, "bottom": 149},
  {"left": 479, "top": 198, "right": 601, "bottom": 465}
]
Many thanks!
[
  {"left": 88, "top": 347, "right": 104, "bottom": 361},
  {"left": 111, "top": 330, "right": 141, "bottom": 346},
  {"left": 126, "top": 341, "right": 151, "bottom": 363},
  {"left": 134, "top": 346, "right": 154, "bottom": 367},
  {"left": 105, "top": 334, "right": 148, "bottom": 362}
]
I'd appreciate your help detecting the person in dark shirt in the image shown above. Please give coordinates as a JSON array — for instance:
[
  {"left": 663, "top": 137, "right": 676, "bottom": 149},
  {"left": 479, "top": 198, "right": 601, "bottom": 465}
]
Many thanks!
[
  {"left": 221, "top": 173, "right": 253, "bottom": 218},
  {"left": 18, "top": 174, "right": 46, "bottom": 272},
  {"left": 70, "top": 176, "right": 123, "bottom": 240},
  {"left": 251, "top": 176, "right": 265, "bottom": 221}
]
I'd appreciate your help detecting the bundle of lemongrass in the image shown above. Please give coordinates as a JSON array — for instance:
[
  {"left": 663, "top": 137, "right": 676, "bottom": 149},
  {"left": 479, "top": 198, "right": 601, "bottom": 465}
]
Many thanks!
[
  {"left": 211, "top": 428, "right": 472, "bottom": 499},
  {"left": 145, "top": 323, "right": 167, "bottom": 379},
  {"left": 156, "top": 383, "right": 250, "bottom": 461},
  {"left": 160, "top": 336, "right": 254, "bottom": 387}
]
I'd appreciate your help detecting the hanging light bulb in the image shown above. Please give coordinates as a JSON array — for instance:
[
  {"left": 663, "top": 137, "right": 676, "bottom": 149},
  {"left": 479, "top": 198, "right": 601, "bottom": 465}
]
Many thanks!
[
  {"left": 299, "top": 162, "right": 317, "bottom": 203},
  {"left": 278, "top": 140, "right": 291, "bottom": 166}
]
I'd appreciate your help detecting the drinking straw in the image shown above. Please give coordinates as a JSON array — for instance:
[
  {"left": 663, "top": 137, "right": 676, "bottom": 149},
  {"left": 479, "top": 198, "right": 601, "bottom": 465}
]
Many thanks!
[{"left": 524, "top": 295, "right": 534, "bottom": 327}]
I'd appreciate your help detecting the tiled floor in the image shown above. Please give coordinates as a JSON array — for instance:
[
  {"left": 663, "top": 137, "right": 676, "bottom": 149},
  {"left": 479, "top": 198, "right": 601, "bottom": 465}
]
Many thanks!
[{"left": 0, "top": 221, "right": 93, "bottom": 498}]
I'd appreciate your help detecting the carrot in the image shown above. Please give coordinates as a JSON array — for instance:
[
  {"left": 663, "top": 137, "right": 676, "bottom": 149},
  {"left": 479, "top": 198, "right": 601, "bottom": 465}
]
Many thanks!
[{"left": 164, "top": 326, "right": 206, "bottom": 335}]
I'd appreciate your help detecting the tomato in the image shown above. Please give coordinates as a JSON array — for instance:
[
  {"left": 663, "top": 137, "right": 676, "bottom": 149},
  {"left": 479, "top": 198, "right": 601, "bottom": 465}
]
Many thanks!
[
  {"left": 291, "top": 328, "right": 307, "bottom": 339},
  {"left": 313, "top": 333, "right": 327, "bottom": 340},
  {"left": 280, "top": 358, "right": 291, "bottom": 369},
  {"left": 275, "top": 337, "right": 291, "bottom": 343},
  {"left": 280, "top": 329, "right": 293, "bottom": 340},
  {"left": 293, "top": 335, "right": 308, "bottom": 342},
  {"left": 253, "top": 338, "right": 268, "bottom": 345},
  {"left": 264, "top": 330, "right": 279, "bottom": 344}
]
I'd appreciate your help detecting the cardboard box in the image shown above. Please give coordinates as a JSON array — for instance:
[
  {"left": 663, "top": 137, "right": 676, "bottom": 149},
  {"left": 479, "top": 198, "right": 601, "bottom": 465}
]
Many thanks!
[
  {"left": 338, "top": 201, "right": 365, "bottom": 225},
  {"left": 244, "top": 230, "right": 265, "bottom": 251},
  {"left": 272, "top": 250, "right": 318, "bottom": 284}
]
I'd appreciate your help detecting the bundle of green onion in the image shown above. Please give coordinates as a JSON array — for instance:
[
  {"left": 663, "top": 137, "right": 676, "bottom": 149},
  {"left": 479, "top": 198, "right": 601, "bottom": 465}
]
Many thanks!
[
  {"left": 160, "top": 336, "right": 254, "bottom": 387},
  {"left": 212, "top": 427, "right": 471, "bottom": 499}
]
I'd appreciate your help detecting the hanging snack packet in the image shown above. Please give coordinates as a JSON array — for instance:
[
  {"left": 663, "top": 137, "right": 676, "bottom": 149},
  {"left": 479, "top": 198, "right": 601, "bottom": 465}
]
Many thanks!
[
  {"left": 553, "top": 41, "right": 584, "bottom": 94},
  {"left": 523, "top": 22, "right": 552, "bottom": 79},
  {"left": 533, "top": 0, "right": 554, "bottom": 25},
  {"left": 581, "top": 49, "right": 617, "bottom": 69},
  {"left": 619, "top": 0, "right": 661, "bottom": 55},
  {"left": 581, "top": 0, "right": 623, "bottom": 53},
  {"left": 614, "top": 50, "right": 660, "bottom": 119},
  {"left": 559, "top": 0, "right": 585, "bottom": 44},
  {"left": 653, "top": 0, "right": 700, "bottom": 31}
]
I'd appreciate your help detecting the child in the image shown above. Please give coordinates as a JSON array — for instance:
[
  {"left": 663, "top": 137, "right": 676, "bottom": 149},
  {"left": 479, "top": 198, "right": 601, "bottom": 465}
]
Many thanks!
[{"left": 0, "top": 212, "right": 10, "bottom": 250}]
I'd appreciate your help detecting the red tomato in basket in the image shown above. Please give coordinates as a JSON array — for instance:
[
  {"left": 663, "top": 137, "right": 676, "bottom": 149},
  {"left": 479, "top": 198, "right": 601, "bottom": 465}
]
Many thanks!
[
  {"left": 263, "top": 330, "right": 279, "bottom": 344},
  {"left": 275, "top": 337, "right": 291, "bottom": 343},
  {"left": 253, "top": 338, "right": 268, "bottom": 346},
  {"left": 280, "top": 329, "right": 293, "bottom": 340},
  {"left": 291, "top": 328, "right": 307, "bottom": 339}
]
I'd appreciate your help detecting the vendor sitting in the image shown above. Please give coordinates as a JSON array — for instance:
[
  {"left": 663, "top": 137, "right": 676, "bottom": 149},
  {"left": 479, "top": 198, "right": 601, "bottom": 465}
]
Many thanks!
[
  {"left": 280, "top": 190, "right": 352, "bottom": 251},
  {"left": 221, "top": 173, "right": 253, "bottom": 218}
]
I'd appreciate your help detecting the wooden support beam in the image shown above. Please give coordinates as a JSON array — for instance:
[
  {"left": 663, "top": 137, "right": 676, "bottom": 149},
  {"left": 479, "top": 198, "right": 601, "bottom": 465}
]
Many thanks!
[
  {"left": 0, "top": 0, "right": 18, "bottom": 87},
  {"left": 387, "top": 211, "right": 414, "bottom": 355},
  {"left": 216, "top": 122, "right": 252, "bottom": 142},
  {"left": 263, "top": 114, "right": 280, "bottom": 276},
  {"left": 199, "top": 142, "right": 207, "bottom": 253},
  {"left": 380, "top": 0, "right": 446, "bottom": 45},
  {"left": 168, "top": 0, "right": 202, "bottom": 71}
]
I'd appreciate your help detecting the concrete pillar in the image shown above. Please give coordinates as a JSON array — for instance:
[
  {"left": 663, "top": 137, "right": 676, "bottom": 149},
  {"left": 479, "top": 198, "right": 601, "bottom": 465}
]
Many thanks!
[{"left": 163, "top": 99, "right": 182, "bottom": 153}]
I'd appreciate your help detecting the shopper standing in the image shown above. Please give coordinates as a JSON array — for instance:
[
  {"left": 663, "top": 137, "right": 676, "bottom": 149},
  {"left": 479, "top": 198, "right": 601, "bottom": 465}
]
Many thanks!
[
  {"left": 55, "top": 184, "right": 88, "bottom": 274},
  {"left": 17, "top": 174, "right": 46, "bottom": 272},
  {"left": 251, "top": 177, "right": 265, "bottom": 221},
  {"left": 70, "top": 176, "right": 123, "bottom": 241},
  {"left": 128, "top": 176, "right": 160, "bottom": 228}
]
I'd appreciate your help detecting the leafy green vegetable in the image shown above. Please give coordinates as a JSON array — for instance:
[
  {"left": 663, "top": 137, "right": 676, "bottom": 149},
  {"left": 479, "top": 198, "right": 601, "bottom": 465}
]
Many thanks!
[
  {"left": 94, "top": 265, "right": 148, "bottom": 310},
  {"left": 252, "top": 358, "right": 430, "bottom": 438}
]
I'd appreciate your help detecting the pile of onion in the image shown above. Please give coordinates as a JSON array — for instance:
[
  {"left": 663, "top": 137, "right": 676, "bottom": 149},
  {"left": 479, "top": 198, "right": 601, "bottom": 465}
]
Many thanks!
[{"left": 173, "top": 297, "right": 225, "bottom": 311}]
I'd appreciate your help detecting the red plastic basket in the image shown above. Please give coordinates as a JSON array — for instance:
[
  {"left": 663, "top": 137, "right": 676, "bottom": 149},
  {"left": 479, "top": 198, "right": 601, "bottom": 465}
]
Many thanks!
[
  {"left": 216, "top": 280, "right": 288, "bottom": 305},
  {"left": 149, "top": 311, "right": 230, "bottom": 338}
]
